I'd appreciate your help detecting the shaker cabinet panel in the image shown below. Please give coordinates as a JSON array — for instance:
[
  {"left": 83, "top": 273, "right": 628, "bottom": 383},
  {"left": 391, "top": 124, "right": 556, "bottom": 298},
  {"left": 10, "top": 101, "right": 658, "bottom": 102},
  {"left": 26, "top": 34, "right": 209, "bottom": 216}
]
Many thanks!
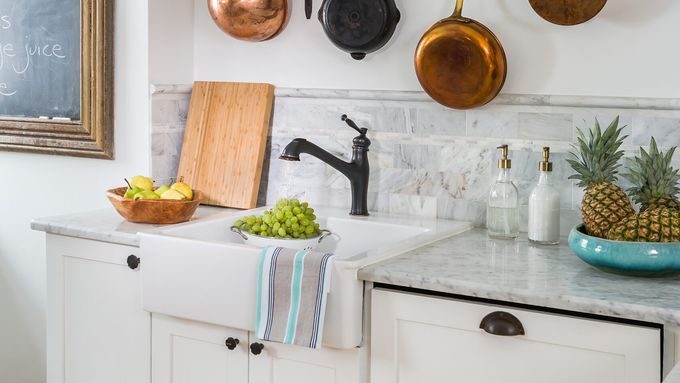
[
  {"left": 249, "top": 336, "right": 361, "bottom": 383},
  {"left": 46, "top": 235, "right": 150, "bottom": 383},
  {"left": 371, "top": 288, "right": 660, "bottom": 383},
  {"left": 152, "top": 314, "right": 248, "bottom": 383}
]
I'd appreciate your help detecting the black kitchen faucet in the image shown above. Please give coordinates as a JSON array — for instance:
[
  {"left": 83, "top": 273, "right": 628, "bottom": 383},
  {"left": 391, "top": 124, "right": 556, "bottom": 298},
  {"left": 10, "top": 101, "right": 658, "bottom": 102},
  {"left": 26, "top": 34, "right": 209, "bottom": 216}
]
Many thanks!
[{"left": 279, "top": 115, "right": 370, "bottom": 216}]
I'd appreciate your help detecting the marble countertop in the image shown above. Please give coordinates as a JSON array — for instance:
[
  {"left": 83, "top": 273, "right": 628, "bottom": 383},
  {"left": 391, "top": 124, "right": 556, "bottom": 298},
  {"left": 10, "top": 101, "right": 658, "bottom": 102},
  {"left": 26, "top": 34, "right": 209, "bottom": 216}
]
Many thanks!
[
  {"left": 359, "top": 228, "right": 680, "bottom": 328},
  {"left": 31, "top": 206, "right": 236, "bottom": 246}
]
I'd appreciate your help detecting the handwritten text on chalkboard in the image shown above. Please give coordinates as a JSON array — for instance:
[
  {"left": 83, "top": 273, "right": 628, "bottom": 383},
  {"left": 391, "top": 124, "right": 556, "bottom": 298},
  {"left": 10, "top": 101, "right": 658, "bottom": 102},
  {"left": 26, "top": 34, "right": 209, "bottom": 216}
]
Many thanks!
[{"left": 0, "top": 13, "right": 69, "bottom": 97}]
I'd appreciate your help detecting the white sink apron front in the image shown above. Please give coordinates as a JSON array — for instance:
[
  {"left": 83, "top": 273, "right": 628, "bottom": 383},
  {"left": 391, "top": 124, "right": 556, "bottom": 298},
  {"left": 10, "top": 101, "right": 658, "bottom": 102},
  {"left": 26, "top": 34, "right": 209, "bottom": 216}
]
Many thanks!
[{"left": 139, "top": 206, "right": 472, "bottom": 349}]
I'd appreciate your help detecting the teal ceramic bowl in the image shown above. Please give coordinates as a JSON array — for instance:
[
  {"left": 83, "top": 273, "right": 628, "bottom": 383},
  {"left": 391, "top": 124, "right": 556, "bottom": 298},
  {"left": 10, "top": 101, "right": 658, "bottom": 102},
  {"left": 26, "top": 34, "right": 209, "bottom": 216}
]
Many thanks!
[{"left": 568, "top": 224, "right": 680, "bottom": 277}]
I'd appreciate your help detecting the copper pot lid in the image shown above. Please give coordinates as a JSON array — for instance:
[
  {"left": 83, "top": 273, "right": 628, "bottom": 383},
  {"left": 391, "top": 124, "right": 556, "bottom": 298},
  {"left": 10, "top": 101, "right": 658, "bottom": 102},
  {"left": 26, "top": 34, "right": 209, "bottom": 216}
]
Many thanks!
[
  {"left": 208, "top": 0, "right": 289, "bottom": 42},
  {"left": 529, "top": 0, "right": 607, "bottom": 26}
]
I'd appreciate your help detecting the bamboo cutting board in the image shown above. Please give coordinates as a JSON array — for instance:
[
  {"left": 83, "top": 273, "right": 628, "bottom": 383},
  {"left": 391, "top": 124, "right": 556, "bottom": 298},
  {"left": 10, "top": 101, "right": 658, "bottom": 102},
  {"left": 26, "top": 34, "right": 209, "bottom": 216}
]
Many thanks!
[{"left": 177, "top": 82, "right": 275, "bottom": 208}]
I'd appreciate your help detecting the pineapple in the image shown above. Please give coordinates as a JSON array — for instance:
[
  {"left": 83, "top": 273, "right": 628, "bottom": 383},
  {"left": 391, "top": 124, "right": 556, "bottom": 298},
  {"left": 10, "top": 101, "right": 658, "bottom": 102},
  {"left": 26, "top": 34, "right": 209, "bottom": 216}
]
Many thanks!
[
  {"left": 607, "top": 138, "right": 680, "bottom": 242},
  {"left": 623, "top": 137, "right": 680, "bottom": 212},
  {"left": 608, "top": 207, "right": 680, "bottom": 242},
  {"left": 567, "top": 116, "right": 635, "bottom": 238}
]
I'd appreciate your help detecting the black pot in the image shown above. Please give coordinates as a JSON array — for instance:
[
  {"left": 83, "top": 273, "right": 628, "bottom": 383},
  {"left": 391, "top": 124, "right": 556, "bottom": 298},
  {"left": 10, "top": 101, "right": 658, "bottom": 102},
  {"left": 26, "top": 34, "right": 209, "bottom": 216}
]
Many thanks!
[{"left": 318, "top": 0, "right": 401, "bottom": 60}]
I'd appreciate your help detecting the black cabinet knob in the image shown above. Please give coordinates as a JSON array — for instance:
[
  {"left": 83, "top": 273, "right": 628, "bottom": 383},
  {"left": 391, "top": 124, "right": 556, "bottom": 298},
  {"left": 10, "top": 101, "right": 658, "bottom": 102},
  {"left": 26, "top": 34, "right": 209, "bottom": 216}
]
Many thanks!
[
  {"left": 479, "top": 311, "right": 525, "bottom": 336},
  {"left": 250, "top": 342, "right": 264, "bottom": 355},
  {"left": 225, "top": 337, "right": 240, "bottom": 350},
  {"left": 127, "top": 255, "right": 140, "bottom": 270}
]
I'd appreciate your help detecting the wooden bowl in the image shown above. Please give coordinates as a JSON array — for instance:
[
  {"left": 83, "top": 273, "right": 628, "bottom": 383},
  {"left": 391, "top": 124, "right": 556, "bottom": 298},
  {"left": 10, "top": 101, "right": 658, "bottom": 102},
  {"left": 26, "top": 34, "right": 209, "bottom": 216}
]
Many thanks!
[{"left": 106, "top": 187, "right": 203, "bottom": 224}]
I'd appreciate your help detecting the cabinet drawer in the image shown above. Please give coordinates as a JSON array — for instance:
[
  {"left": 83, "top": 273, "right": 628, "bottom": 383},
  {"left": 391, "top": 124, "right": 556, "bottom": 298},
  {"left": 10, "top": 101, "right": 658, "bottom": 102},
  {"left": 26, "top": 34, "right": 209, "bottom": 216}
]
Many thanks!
[{"left": 371, "top": 288, "right": 660, "bottom": 383}]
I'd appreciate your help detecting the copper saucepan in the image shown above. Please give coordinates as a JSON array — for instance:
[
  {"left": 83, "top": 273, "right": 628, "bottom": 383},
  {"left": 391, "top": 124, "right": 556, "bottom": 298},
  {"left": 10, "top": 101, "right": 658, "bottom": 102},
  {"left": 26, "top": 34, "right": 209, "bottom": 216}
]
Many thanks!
[
  {"left": 415, "top": 0, "right": 507, "bottom": 110},
  {"left": 208, "top": 0, "right": 290, "bottom": 42},
  {"left": 529, "top": 0, "right": 607, "bottom": 26}
]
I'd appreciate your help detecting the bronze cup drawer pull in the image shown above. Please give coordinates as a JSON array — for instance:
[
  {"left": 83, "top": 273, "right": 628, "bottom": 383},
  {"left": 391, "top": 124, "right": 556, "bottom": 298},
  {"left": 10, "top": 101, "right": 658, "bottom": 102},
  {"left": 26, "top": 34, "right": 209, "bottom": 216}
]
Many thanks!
[{"left": 479, "top": 311, "right": 525, "bottom": 336}]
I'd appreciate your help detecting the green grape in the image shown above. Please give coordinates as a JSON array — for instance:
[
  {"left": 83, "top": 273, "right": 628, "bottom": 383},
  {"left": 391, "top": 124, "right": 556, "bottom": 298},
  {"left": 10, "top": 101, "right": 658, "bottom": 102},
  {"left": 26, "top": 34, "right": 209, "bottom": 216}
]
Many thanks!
[
  {"left": 305, "top": 208, "right": 314, "bottom": 214},
  {"left": 305, "top": 226, "right": 314, "bottom": 234},
  {"left": 243, "top": 224, "right": 251, "bottom": 231},
  {"left": 300, "top": 218, "right": 309, "bottom": 227},
  {"left": 291, "top": 223, "right": 300, "bottom": 231},
  {"left": 296, "top": 213, "right": 305, "bottom": 221},
  {"left": 251, "top": 225, "right": 261, "bottom": 233},
  {"left": 290, "top": 216, "right": 298, "bottom": 224},
  {"left": 285, "top": 211, "right": 294, "bottom": 219},
  {"left": 292, "top": 207, "right": 302, "bottom": 215},
  {"left": 307, "top": 214, "right": 316, "bottom": 221},
  {"left": 263, "top": 216, "right": 272, "bottom": 225},
  {"left": 234, "top": 220, "right": 244, "bottom": 228},
  {"left": 290, "top": 199, "right": 300, "bottom": 206},
  {"left": 276, "top": 211, "right": 284, "bottom": 220},
  {"left": 278, "top": 228, "right": 287, "bottom": 237},
  {"left": 301, "top": 202, "right": 308, "bottom": 209},
  {"left": 283, "top": 206, "right": 292, "bottom": 212}
]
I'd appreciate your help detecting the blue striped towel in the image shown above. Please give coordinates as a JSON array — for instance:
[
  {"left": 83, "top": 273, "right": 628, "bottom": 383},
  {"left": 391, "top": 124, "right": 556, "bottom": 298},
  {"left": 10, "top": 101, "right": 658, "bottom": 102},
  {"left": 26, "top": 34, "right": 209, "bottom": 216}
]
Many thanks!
[{"left": 255, "top": 246, "right": 335, "bottom": 349}]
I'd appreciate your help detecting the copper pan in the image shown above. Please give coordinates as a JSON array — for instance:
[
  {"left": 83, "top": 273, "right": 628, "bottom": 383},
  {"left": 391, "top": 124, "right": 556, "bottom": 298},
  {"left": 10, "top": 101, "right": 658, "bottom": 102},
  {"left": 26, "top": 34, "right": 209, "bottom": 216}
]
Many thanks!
[
  {"left": 529, "top": 0, "right": 607, "bottom": 26},
  {"left": 208, "top": 0, "right": 290, "bottom": 42},
  {"left": 415, "top": 0, "right": 507, "bottom": 110}
]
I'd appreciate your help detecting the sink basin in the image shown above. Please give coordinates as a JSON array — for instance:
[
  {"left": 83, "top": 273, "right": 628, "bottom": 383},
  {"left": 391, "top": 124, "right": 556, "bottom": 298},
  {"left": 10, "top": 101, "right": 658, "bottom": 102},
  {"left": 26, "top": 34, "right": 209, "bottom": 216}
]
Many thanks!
[{"left": 140, "top": 206, "right": 472, "bottom": 349}]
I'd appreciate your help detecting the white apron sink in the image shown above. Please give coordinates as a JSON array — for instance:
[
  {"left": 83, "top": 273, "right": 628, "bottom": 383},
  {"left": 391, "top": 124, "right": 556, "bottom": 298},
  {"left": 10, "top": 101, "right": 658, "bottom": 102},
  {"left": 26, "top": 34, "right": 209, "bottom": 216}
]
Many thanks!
[{"left": 139, "top": 206, "right": 472, "bottom": 349}]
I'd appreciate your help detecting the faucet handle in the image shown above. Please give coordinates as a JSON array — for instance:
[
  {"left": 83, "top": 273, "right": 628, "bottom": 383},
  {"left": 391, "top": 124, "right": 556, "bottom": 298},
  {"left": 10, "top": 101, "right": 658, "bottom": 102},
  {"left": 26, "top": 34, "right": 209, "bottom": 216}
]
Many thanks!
[{"left": 342, "top": 115, "right": 368, "bottom": 136}]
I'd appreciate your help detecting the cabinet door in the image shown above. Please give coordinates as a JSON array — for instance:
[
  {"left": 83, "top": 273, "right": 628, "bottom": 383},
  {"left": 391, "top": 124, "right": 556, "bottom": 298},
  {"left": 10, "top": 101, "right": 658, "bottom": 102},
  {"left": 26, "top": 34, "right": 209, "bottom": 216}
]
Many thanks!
[
  {"left": 371, "top": 288, "right": 660, "bottom": 383},
  {"left": 248, "top": 336, "right": 361, "bottom": 383},
  {"left": 46, "top": 235, "right": 150, "bottom": 383},
  {"left": 152, "top": 314, "right": 248, "bottom": 383}
]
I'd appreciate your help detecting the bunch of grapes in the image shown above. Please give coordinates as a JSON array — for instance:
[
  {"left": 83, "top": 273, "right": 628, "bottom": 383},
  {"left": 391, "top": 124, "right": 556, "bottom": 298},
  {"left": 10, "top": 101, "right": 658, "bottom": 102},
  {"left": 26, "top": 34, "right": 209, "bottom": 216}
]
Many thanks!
[{"left": 233, "top": 198, "right": 321, "bottom": 239}]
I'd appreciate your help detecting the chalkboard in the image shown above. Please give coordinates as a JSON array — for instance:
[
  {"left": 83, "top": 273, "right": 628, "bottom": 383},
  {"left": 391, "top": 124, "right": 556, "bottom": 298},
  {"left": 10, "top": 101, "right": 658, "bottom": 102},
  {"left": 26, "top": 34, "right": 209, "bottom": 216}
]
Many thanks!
[{"left": 0, "top": 0, "right": 80, "bottom": 120}]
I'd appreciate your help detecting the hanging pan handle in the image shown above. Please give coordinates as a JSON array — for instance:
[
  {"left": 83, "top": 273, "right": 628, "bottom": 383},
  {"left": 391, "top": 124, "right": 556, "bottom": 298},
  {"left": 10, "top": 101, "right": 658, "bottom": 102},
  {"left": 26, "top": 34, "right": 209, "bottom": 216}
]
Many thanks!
[
  {"left": 305, "top": 0, "right": 312, "bottom": 19},
  {"left": 452, "top": 0, "right": 465, "bottom": 18}
]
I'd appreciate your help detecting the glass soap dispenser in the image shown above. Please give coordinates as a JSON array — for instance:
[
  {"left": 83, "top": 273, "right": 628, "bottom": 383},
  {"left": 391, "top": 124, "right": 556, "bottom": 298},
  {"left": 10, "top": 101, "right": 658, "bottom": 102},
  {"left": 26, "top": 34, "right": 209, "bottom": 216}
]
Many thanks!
[
  {"left": 528, "top": 147, "right": 561, "bottom": 245},
  {"left": 487, "top": 145, "right": 519, "bottom": 239}
]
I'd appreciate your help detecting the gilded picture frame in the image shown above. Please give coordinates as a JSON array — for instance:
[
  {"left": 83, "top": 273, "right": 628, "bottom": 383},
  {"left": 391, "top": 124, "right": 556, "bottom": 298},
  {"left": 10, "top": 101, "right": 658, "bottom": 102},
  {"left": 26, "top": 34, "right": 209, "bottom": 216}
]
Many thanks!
[{"left": 0, "top": 0, "right": 114, "bottom": 159}]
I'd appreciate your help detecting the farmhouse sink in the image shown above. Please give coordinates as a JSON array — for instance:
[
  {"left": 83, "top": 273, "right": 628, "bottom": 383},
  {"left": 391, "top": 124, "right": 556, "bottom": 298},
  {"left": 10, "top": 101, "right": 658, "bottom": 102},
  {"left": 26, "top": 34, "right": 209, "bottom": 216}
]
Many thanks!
[{"left": 139, "top": 206, "right": 472, "bottom": 349}]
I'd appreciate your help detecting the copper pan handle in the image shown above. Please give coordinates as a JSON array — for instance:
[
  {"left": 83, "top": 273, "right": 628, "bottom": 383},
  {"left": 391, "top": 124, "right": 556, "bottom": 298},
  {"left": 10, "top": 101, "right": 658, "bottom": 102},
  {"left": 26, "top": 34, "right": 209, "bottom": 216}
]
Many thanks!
[{"left": 452, "top": 0, "right": 464, "bottom": 18}]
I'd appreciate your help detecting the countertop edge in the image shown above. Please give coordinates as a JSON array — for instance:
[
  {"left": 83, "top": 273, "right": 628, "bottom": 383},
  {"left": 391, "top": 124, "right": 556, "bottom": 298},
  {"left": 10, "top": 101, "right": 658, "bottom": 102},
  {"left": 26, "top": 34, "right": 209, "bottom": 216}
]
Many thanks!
[
  {"left": 359, "top": 269, "right": 680, "bottom": 328},
  {"left": 31, "top": 219, "right": 141, "bottom": 247}
]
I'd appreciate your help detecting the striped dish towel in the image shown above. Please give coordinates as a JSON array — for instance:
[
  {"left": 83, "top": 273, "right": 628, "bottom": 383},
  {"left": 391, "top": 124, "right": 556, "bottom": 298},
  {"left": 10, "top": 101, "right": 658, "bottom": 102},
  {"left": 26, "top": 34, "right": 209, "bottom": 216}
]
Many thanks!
[{"left": 255, "top": 246, "right": 335, "bottom": 349}]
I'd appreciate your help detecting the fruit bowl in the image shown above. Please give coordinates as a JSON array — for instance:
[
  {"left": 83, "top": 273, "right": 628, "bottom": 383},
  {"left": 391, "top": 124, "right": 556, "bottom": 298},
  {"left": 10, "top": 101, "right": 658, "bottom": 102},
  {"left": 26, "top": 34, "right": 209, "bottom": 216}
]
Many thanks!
[
  {"left": 568, "top": 224, "right": 680, "bottom": 277},
  {"left": 107, "top": 187, "right": 203, "bottom": 224}
]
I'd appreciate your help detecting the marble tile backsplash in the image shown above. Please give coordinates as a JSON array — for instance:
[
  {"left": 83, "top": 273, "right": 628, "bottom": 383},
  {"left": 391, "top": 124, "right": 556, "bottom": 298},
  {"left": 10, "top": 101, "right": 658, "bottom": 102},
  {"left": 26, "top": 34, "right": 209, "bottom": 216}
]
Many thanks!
[{"left": 151, "top": 85, "right": 680, "bottom": 235}]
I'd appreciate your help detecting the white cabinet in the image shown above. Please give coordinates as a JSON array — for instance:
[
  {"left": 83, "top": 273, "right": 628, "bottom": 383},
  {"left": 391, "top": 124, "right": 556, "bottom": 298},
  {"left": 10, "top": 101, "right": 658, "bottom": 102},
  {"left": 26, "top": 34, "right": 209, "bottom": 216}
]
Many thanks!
[
  {"left": 249, "top": 337, "right": 362, "bottom": 383},
  {"left": 151, "top": 315, "right": 362, "bottom": 383},
  {"left": 371, "top": 288, "right": 661, "bottom": 383},
  {"left": 46, "top": 234, "right": 150, "bottom": 383},
  {"left": 152, "top": 314, "right": 248, "bottom": 383}
]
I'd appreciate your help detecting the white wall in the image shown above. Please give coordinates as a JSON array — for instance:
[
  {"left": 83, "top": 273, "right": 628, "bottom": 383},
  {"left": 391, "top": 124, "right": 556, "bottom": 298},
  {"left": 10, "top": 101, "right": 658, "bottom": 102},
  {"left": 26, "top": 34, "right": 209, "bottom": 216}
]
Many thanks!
[
  {"left": 149, "top": 0, "right": 194, "bottom": 84},
  {"left": 0, "top": 1, "right": 150, "bottom": 382},
  {"left": 192, "top": 0, "right": 680, "bottom": 98}
]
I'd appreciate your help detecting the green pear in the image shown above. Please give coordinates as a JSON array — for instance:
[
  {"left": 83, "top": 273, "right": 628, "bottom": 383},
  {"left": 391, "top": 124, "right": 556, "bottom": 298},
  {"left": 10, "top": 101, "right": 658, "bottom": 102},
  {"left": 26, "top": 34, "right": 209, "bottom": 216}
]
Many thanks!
[
  {"left": 171, "top": 181, "right": 193, "bottom": 200},
  {"left": 130, "top": 175, "right": 154, "bottom": 191},
  {"left": 124, "top": 187, "right": 142, "bottom": 199},
  {"left": 160, "top": 189, "right": 186, "bottom": 200},
  {"left": 133, "top": 190, "right": 160, "bottom": 200},
  {"left": 154, "top": 185, "right": 170, "bottom": 197}
]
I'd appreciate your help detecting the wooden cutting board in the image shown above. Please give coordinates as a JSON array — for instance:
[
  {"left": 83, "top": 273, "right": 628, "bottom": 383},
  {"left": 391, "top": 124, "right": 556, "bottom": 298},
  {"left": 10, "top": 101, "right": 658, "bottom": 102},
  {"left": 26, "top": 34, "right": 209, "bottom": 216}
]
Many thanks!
[{"left": 177, "top": 82, "right": 275, "bottom": 208}]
